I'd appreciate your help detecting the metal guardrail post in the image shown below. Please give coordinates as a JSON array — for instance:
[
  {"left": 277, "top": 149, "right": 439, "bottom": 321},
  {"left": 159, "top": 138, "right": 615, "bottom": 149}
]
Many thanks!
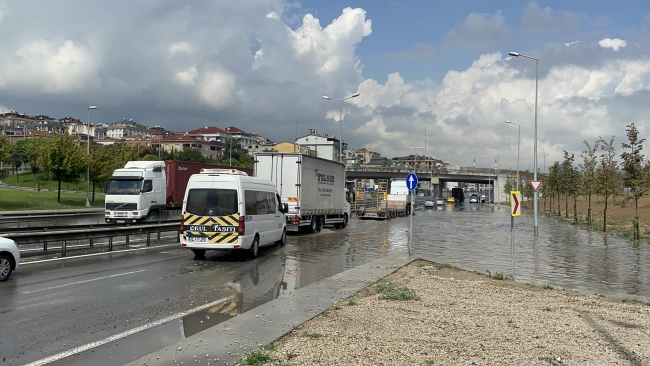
[
  {"left": 157, "top": 231, "right": 161, "bottom": 241},
  {"left": 89, "top": 238, "right": 94, "bottom": 248},
  {"left": 109, "top": 237, "right": 113, "bottom": 251},
  {"left": 126, "top": 234, "right": 130, "bottom": 244},
  {"left": 62, "top": 240, "right": 67, "bottom": 257},
  {"left": 44, "top": 240, "right": 47, "bottom": 252},
  {"left": 146, "top": 233, "right": 151, "bottom": 247}
]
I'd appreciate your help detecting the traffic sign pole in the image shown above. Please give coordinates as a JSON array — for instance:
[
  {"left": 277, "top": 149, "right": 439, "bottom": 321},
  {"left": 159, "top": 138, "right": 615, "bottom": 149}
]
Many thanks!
[
  {"left": 510, "top": 191, "right": 521, "bottom": 281},
  {"left": 406, "top": 173, "right": 418, "bottom": 256}
]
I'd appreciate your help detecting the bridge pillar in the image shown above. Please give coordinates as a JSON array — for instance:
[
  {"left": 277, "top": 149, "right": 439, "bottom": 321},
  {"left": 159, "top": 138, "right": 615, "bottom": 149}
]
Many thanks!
[{"left": 433, "top": 184, "right": 442, "bottom": 198}]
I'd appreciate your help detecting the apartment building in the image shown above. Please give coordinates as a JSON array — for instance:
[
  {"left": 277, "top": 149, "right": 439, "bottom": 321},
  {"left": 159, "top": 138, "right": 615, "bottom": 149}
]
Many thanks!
[{"left": 295, "top": 129, "right": 345, "bottom": 162}]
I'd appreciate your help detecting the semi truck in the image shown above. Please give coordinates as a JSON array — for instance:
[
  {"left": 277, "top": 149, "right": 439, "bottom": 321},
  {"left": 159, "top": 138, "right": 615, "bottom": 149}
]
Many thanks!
[
  {"left": 355, "top": 179, "right": 410, "bottom": 220},
  {"left": 105, "top": 160, "right": 252, "bottom": 223},
  {"left": 254, "top": 153, "right": 350, "bottom": 233}
]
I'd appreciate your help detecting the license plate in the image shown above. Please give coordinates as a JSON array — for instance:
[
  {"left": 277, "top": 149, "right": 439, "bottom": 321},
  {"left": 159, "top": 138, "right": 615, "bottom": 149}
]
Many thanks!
[
  {"left": 116, "top": 220, "right": 125, "bottom": 224},
  {"left": 187, "top": 236, "right": 207, "bottom": 242},
  {"left": 365, "top": 213, "right": 378, "bottom": 217}
]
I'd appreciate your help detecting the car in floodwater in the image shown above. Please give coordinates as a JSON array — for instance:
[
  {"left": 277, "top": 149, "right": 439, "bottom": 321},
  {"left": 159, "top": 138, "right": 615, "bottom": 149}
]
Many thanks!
[
  {"left": 469, "top": 194, "right": 479, "bottom": 203},
  {"left": 435, "top": 198, "right": 445, "bottom": 205},
  {"left": 424, "top": 199, "right": 435, "bottom": 208},
  {"left": 447, "top": 196, "right": 456, "bottom": 203}
]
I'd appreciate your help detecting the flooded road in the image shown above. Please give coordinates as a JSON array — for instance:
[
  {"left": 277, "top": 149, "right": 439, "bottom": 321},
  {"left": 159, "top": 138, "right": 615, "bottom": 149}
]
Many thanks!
[{"left": 2, "top": 201, "right": 649, "bottom": 365}]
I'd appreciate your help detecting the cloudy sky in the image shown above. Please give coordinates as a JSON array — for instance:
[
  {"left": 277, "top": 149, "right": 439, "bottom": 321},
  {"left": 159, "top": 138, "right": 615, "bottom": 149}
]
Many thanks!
[{"left": 1, "top": 0, "right": 649, "bottom": 170}]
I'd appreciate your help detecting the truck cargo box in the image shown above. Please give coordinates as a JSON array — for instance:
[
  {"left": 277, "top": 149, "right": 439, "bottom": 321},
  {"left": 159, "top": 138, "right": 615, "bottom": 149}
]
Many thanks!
[
  {"left": 165, "top": 161, "right": 253, "bottom": 207},
  {"left": 254, "top": 153, "right": 346, "bottom": 215}
]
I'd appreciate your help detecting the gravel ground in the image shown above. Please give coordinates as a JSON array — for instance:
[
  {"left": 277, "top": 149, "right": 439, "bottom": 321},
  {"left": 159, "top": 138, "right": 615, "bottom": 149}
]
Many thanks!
[{"left": 247, "top": 260, "right": 650, "bottom": 366}]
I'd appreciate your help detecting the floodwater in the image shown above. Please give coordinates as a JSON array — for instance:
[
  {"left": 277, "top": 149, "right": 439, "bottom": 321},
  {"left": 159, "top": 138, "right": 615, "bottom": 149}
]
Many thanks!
[{"left": 12, "top": 200, "right": 650, "bottom": 365}]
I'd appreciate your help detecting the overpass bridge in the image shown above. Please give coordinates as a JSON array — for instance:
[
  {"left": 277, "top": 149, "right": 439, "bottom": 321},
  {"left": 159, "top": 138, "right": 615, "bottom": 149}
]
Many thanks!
[{"left": 345, "top": 166, "right": 517, "bottom": 201}]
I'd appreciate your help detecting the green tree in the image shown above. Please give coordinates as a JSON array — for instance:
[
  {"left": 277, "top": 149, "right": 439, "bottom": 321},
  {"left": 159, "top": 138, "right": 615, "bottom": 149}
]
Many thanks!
[
  {"left": 0, "top": 133, "right": 10, "bottom": 181},
  {"left": 595, "top": 136, "right": 618, "bottom": 233},
  {"left": 561, "top": 151, "right": 579, "bottom": 220},
  {"left": 521, "top": 170, "right": 534, "bottom": 201},
  {"left": 142, "top": 154, "right": 162, "bottom": 161},
  {"left": 503, "top": 176, "right": 515, "bottom": 199},
  {"left": 88, "top": 146, "right": 118, "bottom": 201},
  {"left": 580, "top": 140, "right": 599, "bottom": 225},
  {"left": 547, "top": 161, "right": 561, "bottom": 216},
  {"left": 176, "top": 146, "right": 204, "bottom": 162},
  {"left": 38, "top": 133, "right": 88, "bottom": 203},
  {"left": 620, "top": 123, "right": 648, "bottom": 239},
  {"left": 569, "top": 167, "right": 582, "bottom": 222}
]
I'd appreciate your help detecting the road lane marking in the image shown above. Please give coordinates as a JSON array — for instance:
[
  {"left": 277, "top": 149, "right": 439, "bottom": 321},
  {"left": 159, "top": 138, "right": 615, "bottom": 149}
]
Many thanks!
[
  {"left": 23, "top": 295, "right": 235, "bottom": 366},
  {"left": 21, "top": 269, "right": 148, "bottom": 294}
]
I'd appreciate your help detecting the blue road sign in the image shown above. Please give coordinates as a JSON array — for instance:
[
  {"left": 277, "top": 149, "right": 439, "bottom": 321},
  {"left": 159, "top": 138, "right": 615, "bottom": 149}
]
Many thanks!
[{"left": 406, "top": 173, "right": 418, "bottom": 191}]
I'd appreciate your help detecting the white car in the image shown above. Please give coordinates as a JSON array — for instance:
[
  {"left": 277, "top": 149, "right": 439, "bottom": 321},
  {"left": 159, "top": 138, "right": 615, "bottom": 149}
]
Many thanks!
[{"left": 0, "top": 237, "right": 20, "bottom": 281}]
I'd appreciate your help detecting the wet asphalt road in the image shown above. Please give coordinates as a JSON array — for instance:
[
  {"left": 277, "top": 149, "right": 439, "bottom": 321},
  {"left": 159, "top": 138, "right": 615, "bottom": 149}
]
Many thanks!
[{"left": 1, "top": 200, "right": 649, "bottom": 365}]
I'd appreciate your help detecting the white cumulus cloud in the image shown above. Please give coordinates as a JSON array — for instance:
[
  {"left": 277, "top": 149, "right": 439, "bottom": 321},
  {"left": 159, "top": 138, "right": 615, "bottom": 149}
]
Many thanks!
[{"left": 598, "top": 38, "right": 627, "bottom": 51}]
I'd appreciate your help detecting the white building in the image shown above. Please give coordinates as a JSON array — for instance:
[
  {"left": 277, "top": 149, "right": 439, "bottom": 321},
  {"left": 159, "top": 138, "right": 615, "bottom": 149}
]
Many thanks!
[
  {"left": 106, "top": 120, "right": 153, "bottom": 139},
  {"left": 296, "top": 129, "right": 345, "bottom": 162}
]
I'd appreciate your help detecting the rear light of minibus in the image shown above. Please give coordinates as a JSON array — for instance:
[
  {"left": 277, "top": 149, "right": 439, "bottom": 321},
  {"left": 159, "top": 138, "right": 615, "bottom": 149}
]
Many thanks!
[{"left": 238, "top": 216, "right": 245, "bottom": 236}]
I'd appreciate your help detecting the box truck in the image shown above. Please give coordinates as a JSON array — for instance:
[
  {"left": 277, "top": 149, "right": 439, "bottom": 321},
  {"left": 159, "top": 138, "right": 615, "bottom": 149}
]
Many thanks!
[
  {"left": 105, "top": 160, "right": 253, "bottom": 223},
  {"left": 254, "top": 153, "right": 350, "bottom": 233}
]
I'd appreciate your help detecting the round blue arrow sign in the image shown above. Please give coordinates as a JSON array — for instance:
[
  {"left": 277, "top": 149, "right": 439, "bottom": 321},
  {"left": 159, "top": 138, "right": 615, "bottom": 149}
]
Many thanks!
[{"left": 406, "top": 173, "right": 418, "bottom": 191}]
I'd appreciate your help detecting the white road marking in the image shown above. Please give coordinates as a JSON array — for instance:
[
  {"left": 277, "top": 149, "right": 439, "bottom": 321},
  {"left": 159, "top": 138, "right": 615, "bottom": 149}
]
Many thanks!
[
  {"left": 21, "top": 269, "right": 148, "bottom": 294},
  {"left": 23, "top": 295, "right": 235, "bottom": 366}
]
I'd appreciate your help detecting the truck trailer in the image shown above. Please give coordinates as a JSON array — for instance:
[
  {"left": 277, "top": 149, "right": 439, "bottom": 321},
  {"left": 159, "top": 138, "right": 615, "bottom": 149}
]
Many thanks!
[
  {"left": 254, "top": 153, "right": 350, "bottom": 233},
  {"left": 355, "top": 179, "right": 410, "bottom": 220},
  {"left": 105, "top": 160, "right": 252, "bottom": 223}
]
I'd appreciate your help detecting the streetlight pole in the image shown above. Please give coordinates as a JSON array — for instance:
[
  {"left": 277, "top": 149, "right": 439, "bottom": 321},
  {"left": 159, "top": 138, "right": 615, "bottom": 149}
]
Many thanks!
[
  {"left": 542, "top": 148, "right": 546, "bottom": 174},
  {"left": 505, "top": 121, "right": 520, "bottom": 191},
  {"left": 322, "top": 93, "right": 360, "bottom": 163},
  {"left": 509, "top": 51, "right": 539, "bottom": 235},
  {"left": 156, "top": 126, "right": 161, "bottom": 158},
  {"left": 489, "top": 146, "right": 501, "bottom": 209},
  {"left": 86, "top": 106, "right": 97, "bottom": 208},
  {"left": 483, "top": 156, "right": 491, "bottom": 203}
]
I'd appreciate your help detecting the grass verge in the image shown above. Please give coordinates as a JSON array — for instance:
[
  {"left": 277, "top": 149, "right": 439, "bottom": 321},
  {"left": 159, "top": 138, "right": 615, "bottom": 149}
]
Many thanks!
[{"left": 0, "top": 188, "right": 105, "bottom": 211}]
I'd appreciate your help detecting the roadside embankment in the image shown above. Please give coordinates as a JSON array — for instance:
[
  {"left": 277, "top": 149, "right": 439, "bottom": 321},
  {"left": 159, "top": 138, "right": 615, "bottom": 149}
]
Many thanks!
[{"left": 249, "top": 260, "right": 650, "bottom": 366}]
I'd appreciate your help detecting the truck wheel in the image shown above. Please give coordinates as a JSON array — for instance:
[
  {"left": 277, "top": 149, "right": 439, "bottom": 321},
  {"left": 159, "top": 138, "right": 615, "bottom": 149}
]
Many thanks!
[
  {"left": 316, "top": 216, "right": 323, "bottom": 233},
  {"left": 249, "top": 236, "right": 259, "bottom": 258},
  {"left": 309, "top": 217, "right": 318, "bottom": 233},
  {"left": 342, "top": 213, "right": 348, "bottom": 228},
  {"left": 191, "top": 249, "right": 206, "bottom": 258},
  {"left": 148, "top": 210, "right": 160, "bottom": 223}
]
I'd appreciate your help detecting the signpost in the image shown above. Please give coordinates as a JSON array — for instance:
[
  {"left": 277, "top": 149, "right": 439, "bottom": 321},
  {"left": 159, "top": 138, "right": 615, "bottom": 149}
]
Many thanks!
[
  {"left": 530, "top": 180, "right": 542, "bottom": 192},
  {"left": 510, "top": 191, "right": 521, "bottom": 281},
  {"left": 406, "top": 173, "right": 418, "bottom": 256}
]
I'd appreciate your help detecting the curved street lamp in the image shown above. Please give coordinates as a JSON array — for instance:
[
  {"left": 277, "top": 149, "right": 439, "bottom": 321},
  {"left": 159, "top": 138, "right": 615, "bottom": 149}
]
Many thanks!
[
  {"left": 509, "top": 51, "right": 540, "bottom": 235},
  {"left": 322, "top": 93, "right": 360, "bottom": 163}
]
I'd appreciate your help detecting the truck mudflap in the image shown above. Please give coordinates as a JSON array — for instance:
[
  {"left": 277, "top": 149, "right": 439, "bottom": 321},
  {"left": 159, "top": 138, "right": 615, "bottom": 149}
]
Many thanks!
[{"left": 183, "top": 212, "right": 240, "bottom": 244}]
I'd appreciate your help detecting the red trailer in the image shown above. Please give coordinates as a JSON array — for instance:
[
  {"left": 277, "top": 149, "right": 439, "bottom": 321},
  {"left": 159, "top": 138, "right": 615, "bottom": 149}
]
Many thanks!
[{"left": 165, "top": 161, "right": 253, "bottom": 207}]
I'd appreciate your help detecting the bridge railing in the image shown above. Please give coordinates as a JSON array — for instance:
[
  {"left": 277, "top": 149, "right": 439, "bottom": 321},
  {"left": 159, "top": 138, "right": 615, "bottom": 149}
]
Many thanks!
[{"left": 347, "top": 165, "right": 518, "bottom": 176}]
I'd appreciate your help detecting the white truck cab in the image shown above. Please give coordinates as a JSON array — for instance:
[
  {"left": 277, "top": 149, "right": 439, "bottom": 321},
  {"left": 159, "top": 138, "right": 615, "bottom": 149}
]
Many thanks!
[{"left": 105, "top": 161, "right": 166, "bottom": 223}]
